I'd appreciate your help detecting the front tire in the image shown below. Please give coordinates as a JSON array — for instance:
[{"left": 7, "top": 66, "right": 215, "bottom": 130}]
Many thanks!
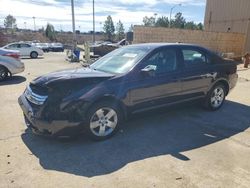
[
  {"left": 204, "top": 84, "right": 226, "bottom": 111},
  {"left": 86, "top": 101, "right": 123, "bottom": 141}
]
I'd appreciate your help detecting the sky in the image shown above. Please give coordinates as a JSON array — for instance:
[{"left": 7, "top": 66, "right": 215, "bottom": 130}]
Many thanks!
[{"left": 0, "top": 0, "right": 206, "bottom": 32}]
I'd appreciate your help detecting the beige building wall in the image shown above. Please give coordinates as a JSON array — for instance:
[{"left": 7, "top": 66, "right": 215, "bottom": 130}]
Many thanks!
[
  {"left": 133, "top": 26, "right": 245, "bottom": 56},
  {"left": 204, "top": 0, "right": 250, "bottom": 52}
]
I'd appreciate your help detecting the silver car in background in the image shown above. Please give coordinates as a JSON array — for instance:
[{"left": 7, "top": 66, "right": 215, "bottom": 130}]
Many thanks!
[
  {"left": 0, "top": 48, "right": 25, "bottom": 81},
  {"left": 2, "top": 42, "right": 44, "bottom": 58}
]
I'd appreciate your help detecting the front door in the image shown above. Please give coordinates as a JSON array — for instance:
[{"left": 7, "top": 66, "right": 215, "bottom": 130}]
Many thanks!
[{"left": 127, "top": 47, "right": 182, "bottom": 112}]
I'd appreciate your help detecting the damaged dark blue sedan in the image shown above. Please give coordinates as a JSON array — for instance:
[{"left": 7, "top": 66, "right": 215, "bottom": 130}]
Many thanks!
[{"left": 18, "top": 43, "right": 238, "bottom": 140}]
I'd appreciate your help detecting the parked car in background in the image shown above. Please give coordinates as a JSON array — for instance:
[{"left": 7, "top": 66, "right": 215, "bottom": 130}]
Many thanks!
[
  {"left": 107, "top": 39, "right": 128, "bottom": 47},
  {"left": 33, "top": 43, "right": 50, "bottom": 52},
  {"left": 90, "top": 39, "right": 128, "bottom": 57},
  {"left": 18, "top": 43, "right": 238, "bottom": 140},
  {"left": 0, "top": 49, "right": 24, "bottom": 81},
  {"left": 49, "top": 43, "right": 64, "bottom": 52},
  {"left": 0, "top": 48, "right": 20, "bottom": 59},
  {"left": 2, "top": 42, "right": 44, "bottom": 58}
]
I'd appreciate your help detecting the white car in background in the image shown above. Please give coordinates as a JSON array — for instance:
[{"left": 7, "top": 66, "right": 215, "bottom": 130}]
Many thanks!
[
  {"left": 0, "top": 48, "right": 25, "bottom": 81},
  {"left": 2, "top": 42, "right": 44, "bottom": 58},
  {"left": 33, "top": 43, "right": 50, "bottom": 52}
]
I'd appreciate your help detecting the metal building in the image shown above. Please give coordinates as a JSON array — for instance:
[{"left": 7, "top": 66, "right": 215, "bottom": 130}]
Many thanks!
[{"left": 204, "top": 0, "right": 250, "bottom": 52}]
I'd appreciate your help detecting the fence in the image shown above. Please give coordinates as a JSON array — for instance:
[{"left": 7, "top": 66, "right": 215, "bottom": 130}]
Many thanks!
[{"left": 133, "top": 26, "right": 246, "bottom": 56}]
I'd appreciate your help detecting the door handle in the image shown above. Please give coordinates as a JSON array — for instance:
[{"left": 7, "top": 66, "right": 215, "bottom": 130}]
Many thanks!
[{"left": 205, "top": 72, "right": 217, "bottom": 78}]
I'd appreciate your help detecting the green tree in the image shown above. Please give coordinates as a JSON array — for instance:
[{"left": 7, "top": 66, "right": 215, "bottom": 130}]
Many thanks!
[
  {"left": 197, "top": 23, "right": 204, "bottom": 30},
  {"left": 45, "top": 23, "right": 56, "bottom": 41},
  {"left": 184, "top": 21, "right": 197, "bottom": 30},
  {"left": 115, "top": 20, "right": 125, "bottom": 41},
  {"left": 184, "top": 22, "right": 204, "bottom": 30},
  {"left": 103, "top": 15, "right": 115, "bottom": 41},
  {"left": 142, "top": 16, "right": 156, "bottom": 26},
  {"left": 4, "top": 15, "right": 17, "bottom": 33},
  {"left": 155, "top": 16, "right": 169, "bottom": 27},
  {"left": 141, "top": 12, "right": 204, "bottom": 31},
  {"left": 172, "top": 12, "right": 186, "bottom": 28}
]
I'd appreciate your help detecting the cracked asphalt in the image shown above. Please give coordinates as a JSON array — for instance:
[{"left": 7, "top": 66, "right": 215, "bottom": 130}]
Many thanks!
[{"left": 0, "top": 53, "right": 249, "bottom": 188}]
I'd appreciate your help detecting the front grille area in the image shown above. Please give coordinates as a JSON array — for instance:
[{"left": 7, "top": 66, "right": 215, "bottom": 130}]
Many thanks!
[{"left": 25, "top": 85, "right": 48, "bottom": 105}]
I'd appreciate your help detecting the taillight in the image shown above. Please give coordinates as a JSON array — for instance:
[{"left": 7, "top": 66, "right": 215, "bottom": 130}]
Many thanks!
[{"left": 4, "top": 53, "right": 20, "bottom": 59}]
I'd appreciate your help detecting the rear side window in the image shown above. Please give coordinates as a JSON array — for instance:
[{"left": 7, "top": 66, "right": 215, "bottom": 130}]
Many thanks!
[
  {"left": 182, "top": 49, "right": 207, "bottom": 66},
  {"left": 20, "top": 44, "right": 31, "bottom": 48}
]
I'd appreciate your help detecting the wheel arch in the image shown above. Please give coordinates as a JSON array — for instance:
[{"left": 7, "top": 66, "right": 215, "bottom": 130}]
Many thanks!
[
  {"left": 88, "top": 95, "right": 128, "bottom": 120},
  {"left": 210, "top": 79, "right": 230, "bottom": 96},
  {"left": 0, "top": 64, "right": 11, "bottom": 76}
]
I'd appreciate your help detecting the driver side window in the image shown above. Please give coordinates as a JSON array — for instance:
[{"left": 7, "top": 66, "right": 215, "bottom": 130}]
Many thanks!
[{"left": 145, "top": 48, "right": 177, "bottom": 75}]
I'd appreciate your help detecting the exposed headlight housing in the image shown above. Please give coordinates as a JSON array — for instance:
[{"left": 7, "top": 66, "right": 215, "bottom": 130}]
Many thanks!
[{"left": 25, "top": 86, "right": 48, "bottom": 105}]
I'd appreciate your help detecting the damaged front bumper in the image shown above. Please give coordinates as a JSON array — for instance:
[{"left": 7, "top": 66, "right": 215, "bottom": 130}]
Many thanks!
[{"left": 18, "top": 94, "right": 86, "bottom": 137}]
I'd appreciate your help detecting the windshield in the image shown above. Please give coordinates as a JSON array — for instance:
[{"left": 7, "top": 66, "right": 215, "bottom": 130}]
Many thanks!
[{"left": 90, "top": 46, "right": 150, "bottom": 74}]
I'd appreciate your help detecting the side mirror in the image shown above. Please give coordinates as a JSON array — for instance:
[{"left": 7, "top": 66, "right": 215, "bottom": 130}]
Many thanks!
[{"left": 141, "top": 65, "right": 157, "bottom": 77}]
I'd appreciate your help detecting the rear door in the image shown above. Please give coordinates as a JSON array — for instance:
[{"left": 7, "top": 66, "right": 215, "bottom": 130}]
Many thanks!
[{"left": 179, "top": 47, "right": 216, "bottom": 98}]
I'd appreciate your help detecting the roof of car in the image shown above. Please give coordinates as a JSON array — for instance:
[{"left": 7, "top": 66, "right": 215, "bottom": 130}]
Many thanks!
[
  {"left": 7, "top": 42, "right": 30, "bottom": 45},
  {"left": 129, "top": 43, "right": 207, "bottom": 49},
  {"left": 126, "top": 43, "right": 221, "bottom": 58}
]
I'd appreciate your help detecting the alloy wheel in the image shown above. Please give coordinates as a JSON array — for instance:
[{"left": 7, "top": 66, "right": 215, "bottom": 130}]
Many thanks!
[
  {"left": 210, "top": 86, "right": 225, "bottom": 108},
  {"left": 90, "top": 107, "right": 118, "bottom": 137}
]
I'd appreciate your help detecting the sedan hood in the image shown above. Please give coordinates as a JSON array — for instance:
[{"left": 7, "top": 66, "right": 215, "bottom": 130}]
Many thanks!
[{"left": 31, "top": 67, "right": 114, "bottom": 86}]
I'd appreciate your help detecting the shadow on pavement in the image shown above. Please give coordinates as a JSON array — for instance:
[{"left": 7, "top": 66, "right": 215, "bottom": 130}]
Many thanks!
[
  {"left": 0, "top": 76, "right": 26, "bottom": 86},
  {"left": 21, "top": 57, "right": 44, "bottom": 60},
  {"left": 21, "top": 100, "right": 250, "bottom": 177}
]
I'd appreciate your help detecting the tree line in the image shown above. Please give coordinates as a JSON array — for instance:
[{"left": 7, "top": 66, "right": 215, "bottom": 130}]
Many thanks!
[
  {"left": 103, "top": 13, "right": 203, "bottom": 41},
  {"left": 142, "top": 12, "right": 203, "bottom": 30},
  {"left": 3, "top": 12, "right": 203, "bottom": 42}
]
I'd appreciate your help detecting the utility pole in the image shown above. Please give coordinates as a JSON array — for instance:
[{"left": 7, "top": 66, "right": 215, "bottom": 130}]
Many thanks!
[
  {"left": 93, "top": 0, "right": 95, "bottom": 43},
  {"left": 154, "top": 13, "right": 158, "bottom": 24},
  {"left": 169, "top": 4, "right": 181, "bottom": 28},
  {"left": 71, "top": 0, "right": 77, "bottom": 62},
  {"left": 71, "top": 0, "right": 77, "bottom": 50},
  {"left": 32, "top": 16, "right": 36, "bottom": 31}
]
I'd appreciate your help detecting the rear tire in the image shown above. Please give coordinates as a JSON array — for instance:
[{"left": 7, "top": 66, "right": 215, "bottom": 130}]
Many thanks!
[
  {"left": 204, "top": 84, "right": 226, "bottom": 111},
  {"left": 30, "top": 51, "right": 38, "bottom": 59},
  {"left": 86, "top": 101, "right": 123, "bottom": 141},
  {"left": 0, "top": 66, "right": 8, "bottom": 81}
]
